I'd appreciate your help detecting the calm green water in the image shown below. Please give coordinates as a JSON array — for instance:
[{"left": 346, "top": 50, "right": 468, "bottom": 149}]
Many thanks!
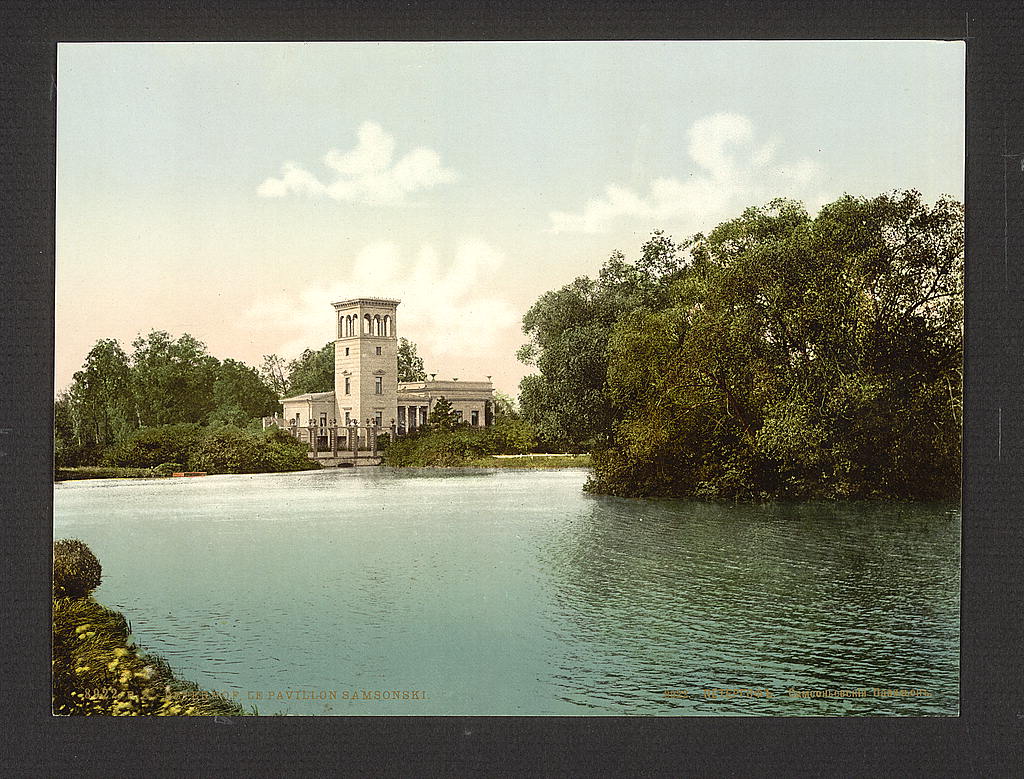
[{"left": 53, "top": 468, "right": 959, "bottom": 716}]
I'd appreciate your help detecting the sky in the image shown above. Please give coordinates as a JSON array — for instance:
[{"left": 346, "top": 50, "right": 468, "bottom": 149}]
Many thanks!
[{"left": 56, "top": 41, "right": 965, "bottom": 397}]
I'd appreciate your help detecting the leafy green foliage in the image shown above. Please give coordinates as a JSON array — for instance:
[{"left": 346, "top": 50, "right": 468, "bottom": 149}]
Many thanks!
[
  {"left": 285, "top": 342, "right": 335, "bottom": 395},
  {"left": 152, "top": 462, "right": 185, "bottom": 476},
  {"left": 490, "top": 417, "right": 538, "bottom": 454},
  {"left": 211, "top": 359, "right": 280, "bottom": 424},
  {"left": 397, "top": 337, "right": 427, "bottom": 381},
  {"left": 103, "top": 424, "right": 204, "bottom": 468},
  {"left": 55, "top": 330, "right": 290, "bottom": 470},
  {"left": 258, "top": 354, "right": 290, "bottom": 397},
  {"left": 62, "top": 339, "right": 135, "bottom": 454},
  {"left": 383, "top": 417, "right": 541, "bottom": 466},
  {"left": 53, "top": 539, "right": 102, "bottom": 598},
  {"left": 587, "top": 191, "right": 963, "bottom": 500},
  {"left": 131, "top": 331, "right": 220, "bottom": 427},
  {"left": 517, "top": 232, "right": 688, "bottom": 449},
  {"left": 187, "top": 425, "right": 320, "bottom": 474},
  {"left": 426, "top": 396, "right": 460, "bottom": 431}
]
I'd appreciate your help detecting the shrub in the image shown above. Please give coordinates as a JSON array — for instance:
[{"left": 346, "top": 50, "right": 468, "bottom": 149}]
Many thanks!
[
  {"left": 188, "top": 425, "right": 320, "bottom": 474},
  {"left": 383, "top": 427, "right": 501, "bottom": 466},
  {"left": 260, "top": 427, "right": 322, "bottom": 472},
  {"left": 103, "top": 424, "right": 204, "bottom": 469},
  {"left": 53, "top": 539, "right": 102, "bottom": 598},
  {"left": 187, "top": 426, "right": 263, "bottom": 474},
  {"left": 152, "top": 462, "right": 185, "bottom": 476},
  {"left": 489, "top": 418, "right": 538, "bottom": 454}
]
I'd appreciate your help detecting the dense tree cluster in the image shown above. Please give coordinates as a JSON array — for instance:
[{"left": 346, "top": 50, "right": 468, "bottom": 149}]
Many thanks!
[
  {"left": 518, "top": 191, "right": 963, "bottom": 500},
  {"left": 57, "top": 328, "right": 436, "bottom": 469},
  {"left": 517, "top": 232, "right": 688, "bottom": 450},
  {"left": 56, "top": 332, "right": 280, "bottom": 465}
]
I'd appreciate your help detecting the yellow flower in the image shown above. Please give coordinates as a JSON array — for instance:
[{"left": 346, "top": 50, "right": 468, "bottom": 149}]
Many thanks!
[
  {"left": 75, "top": 624, "right": 91, "bottom": 634},
  {"left": 113, "top": 648, "right": 129, "bottom": 657}
]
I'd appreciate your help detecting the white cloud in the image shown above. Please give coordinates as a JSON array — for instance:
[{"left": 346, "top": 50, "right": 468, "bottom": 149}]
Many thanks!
[
  {"left": 258, "top": 121, "right": 457, "bottom": 205},
  {"left": 549, "top": 112, "right": 824, "bottom": 235},
  {"left": 243, "top": 239, "right": 519, "bottom": 382}
]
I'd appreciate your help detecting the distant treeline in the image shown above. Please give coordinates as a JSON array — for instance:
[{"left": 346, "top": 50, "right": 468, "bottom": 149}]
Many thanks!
[
  {"left": 56, "top": 330, "right": 433, "bottom": 470},
  {"left": 516, "top": 191, "right": 963, "bottom": 500},
  {"left": 56, "top": 331, "right": 315, "bottom": 470}
]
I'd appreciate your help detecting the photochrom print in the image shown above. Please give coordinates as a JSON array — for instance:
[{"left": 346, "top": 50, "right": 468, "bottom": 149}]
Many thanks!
[{"left": 53, "top": 42, "right": 963, "bottom": 716}]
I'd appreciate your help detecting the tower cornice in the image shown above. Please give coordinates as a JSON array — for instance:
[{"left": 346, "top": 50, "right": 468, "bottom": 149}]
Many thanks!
[{"left": 332, "top": 297, "right": 401, "bottom": 309}]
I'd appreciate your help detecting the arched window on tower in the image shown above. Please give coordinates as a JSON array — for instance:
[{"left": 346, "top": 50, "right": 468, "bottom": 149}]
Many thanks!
[
  {"left": 338, "top": 314, "right": 344, "bottom": 339},
  {"left": 364, "top": 314, "right": 372, "bottom": 334},
  {"left": 373, "top": 315, "right": 382, "bottom": 336},
  {"left": 383, "top": 315, "right": 391, "bottom": 336},
  {"left": 345, "top": 315, "right": 352, "bottom": 337}
]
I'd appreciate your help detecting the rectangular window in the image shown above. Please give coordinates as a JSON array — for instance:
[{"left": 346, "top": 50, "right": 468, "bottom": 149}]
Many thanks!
[
  {"left": 375, "top": 376, "right": 383, "bottom": 394},
  {"left": 345, "top": 347, "right": 350, "bottom": 356},
  {"left": 344, "top": 412, "right": 350, "bottom": 425},
  {"left": 471, "top": 410, "right": 479, "bottom": 426},
  {"left": 376, "top": 346, "right": 382, "bottom": 355},
  {"left": 320, "top": 413, "right": 327, "bottom": 427},
  {"left": 374, "top": 412, "right": 383, "bottom": 426},
  {"left": 345, "top": 377, "right": 351, "bottom": 395}
]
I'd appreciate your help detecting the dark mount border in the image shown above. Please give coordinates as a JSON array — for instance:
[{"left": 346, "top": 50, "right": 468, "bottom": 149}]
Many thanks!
[{"left": 2, "top": 2, "right": 1020, "bottom": 775}]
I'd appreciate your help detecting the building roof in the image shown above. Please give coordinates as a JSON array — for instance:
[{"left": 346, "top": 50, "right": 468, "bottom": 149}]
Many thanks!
[
  {"left": 331, "top": 297, "right": 401, "bottom": 308},
  {"left": 279, "top": 391, "right": 336, "bottom": 403}
]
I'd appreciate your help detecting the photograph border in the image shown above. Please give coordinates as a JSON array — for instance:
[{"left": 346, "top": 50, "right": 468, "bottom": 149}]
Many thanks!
[{"left": 4, "top": 0, "right": 1021, "bottom": 773}]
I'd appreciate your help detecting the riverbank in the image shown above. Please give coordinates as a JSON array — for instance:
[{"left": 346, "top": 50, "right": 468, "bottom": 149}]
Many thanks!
[
  {"left": 55, "top": 466, "right": 164, "bottom": 481},
  {"left": 55, "top": 456, "right": 589, "bottom": 481},
  {"left": 460, "top": 454, "right": 592, "bottom": 469},
  {"left": 53, "top": 539, "right": 248, "bottom": 716},
  {"left": 53, "top": 596, "right": 250, "bottom": 716}
]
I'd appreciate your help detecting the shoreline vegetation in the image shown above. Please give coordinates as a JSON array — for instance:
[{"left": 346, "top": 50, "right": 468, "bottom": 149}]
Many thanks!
[
  {"left": 54, "top": 191, "right": 961, "bottom": 501},
  {"left": 52, "top": 539, "right": 249, "bottom": 716},
  {"left": 516, "top": 191, "right": 963, "bottom": 501},
  {"left": 53, "top": 452, "right": 591, "bottom": 481}
]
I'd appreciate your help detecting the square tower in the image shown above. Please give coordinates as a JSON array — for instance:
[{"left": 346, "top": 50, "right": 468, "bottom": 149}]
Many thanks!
[{"left": 333, "top": 297, "right": 400, "bottom": 428}]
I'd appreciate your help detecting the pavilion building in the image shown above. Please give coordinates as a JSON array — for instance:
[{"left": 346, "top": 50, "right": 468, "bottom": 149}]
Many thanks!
[{"left": 272, "top": 298, "right": 494, "bottom": 439}]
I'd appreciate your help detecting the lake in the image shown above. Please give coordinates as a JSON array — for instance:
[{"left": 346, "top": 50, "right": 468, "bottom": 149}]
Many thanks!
[{"left": 53, "top": 468, "right": 960, "bottom": 716}]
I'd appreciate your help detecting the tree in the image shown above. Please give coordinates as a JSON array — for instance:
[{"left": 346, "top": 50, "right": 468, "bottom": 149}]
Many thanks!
[
  {"left": 55, "top": 338, "right": 135, "bottom": 464},
  {"left": 517, "top": 232, "right": 688, "bottom": 449},
  {"left": 286, "top": 342, "right": 335, "bottom": 395},
  {"left": 211, "top": 358, "right": 280, "bottom": 424},
  {"left": 130, "top": 331, "right": 220, "bottom": 427},
  {"left": 427, "top": 396, "right": 459, "bottom": 431},
  {"left": 588, "top": 191, "right": 963, "bottom": 500},
  {"left": 397, "top": 337, "right": 427, "bottom": 382},
  {"left": 259, "top": 354, "right": 289, "bottom": 397}
]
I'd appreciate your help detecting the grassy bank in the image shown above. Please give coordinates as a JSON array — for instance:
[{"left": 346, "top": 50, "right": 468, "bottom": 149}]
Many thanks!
[
  {"left": 53, "top": 596, "right": 249, "bottom": 716},
  {"left": 55, "top": 466, "right": 164, "bottom": 481},
  {"left": 461, "top": 454, "right": 592, "bottom": 469},
  {"left": 53, "top": 539, "right": 248, "bottom": 716}
]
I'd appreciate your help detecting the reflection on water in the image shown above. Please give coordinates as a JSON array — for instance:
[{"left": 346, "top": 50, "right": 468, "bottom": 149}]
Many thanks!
[{"left": 54, "top": 468, "right": 959, "bottom": 715}]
